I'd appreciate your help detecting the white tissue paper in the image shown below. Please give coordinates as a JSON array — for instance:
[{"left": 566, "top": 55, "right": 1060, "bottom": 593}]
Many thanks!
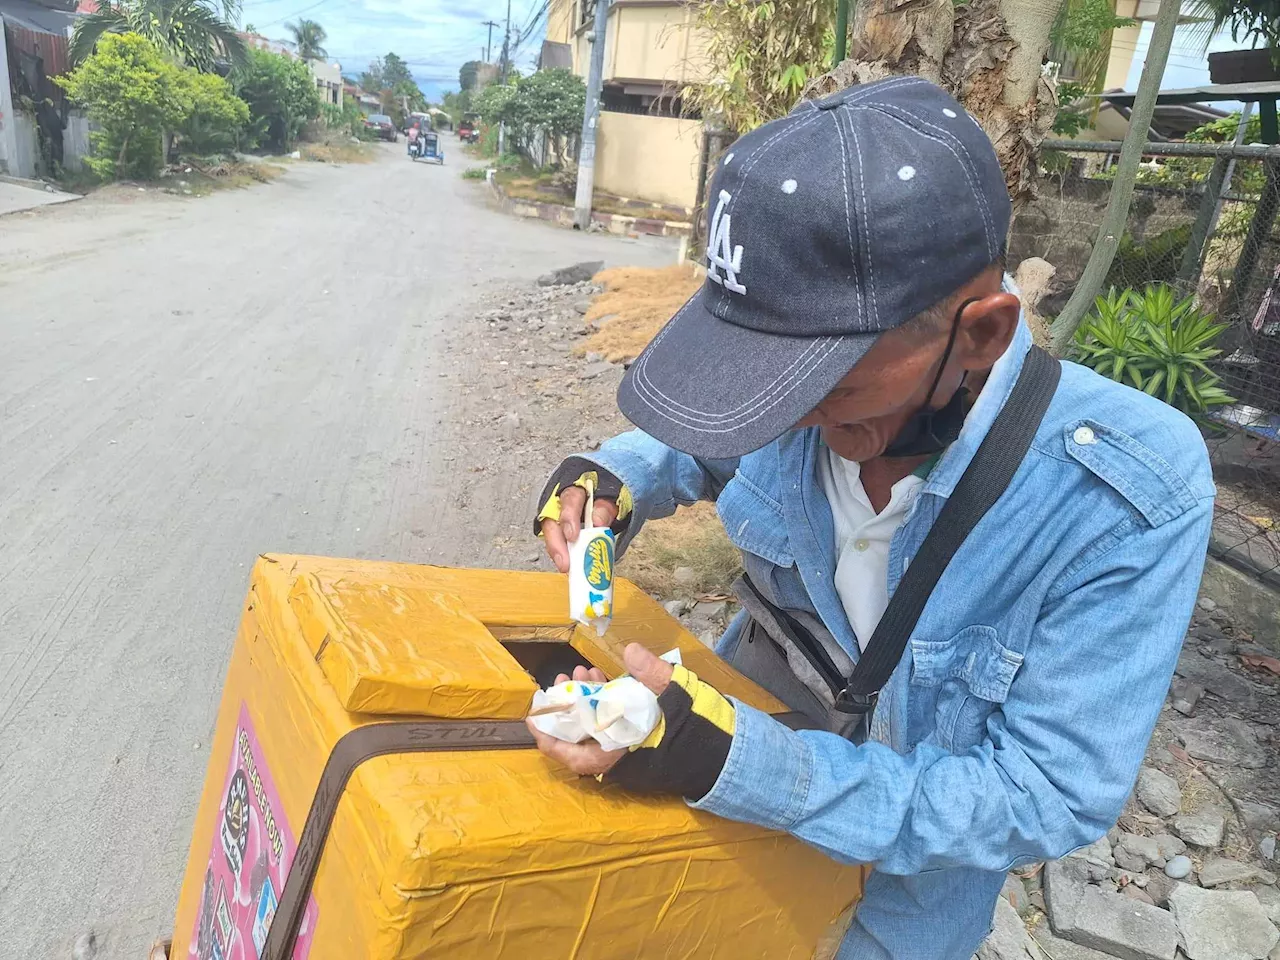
[{"left": 529, "top": 649, "right": 682, "bottom": 751}]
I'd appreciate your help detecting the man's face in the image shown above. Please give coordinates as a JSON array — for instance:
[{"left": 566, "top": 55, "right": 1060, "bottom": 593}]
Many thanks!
[{"left": 793, "top": 268, "right": 1019, "bottom": 463}]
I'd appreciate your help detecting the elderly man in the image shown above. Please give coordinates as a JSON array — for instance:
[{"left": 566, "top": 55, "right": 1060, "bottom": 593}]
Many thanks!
[{"left": 531, "top": 77, "right": 1213, "bottom": 959}]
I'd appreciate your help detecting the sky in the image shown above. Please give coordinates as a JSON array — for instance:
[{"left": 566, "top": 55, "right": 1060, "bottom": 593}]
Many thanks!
[
  {"left": 237, "top": 0, "right": 550, "bottom": 101},
  {"left": 1123, "top": 20, "right": 1246, "bottom": 107}
]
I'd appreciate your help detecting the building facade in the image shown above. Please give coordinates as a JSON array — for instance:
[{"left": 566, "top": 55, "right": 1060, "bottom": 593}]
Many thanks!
[{"left": 544, "top": 0, "right": 709, "bottom": 210}]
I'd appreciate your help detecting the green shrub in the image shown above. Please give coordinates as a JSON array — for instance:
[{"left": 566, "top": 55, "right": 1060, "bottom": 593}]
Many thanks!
[
  {"left": 1104, "top": 223, "right": 1192, "bottom": 290},
  {"left": 231, "top": 47, "right": 322, "bottom": 151},
  {"left": 175, "top": 69, "right": 248, "bottom": 154},
  {"left": 57, "top": 32, "right": 187, "bottom": 179},
  {"left": 461, "top": 166, "right": 487, "bottom": 180},
  {"left": 1072, "top": 284, "right": 1234, "bottom": 416},
  {"left": 321, "top": 100, "right": 377, "bottom": 140}
]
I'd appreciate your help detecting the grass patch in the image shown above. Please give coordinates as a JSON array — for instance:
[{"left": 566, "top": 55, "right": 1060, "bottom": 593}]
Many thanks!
[
  {"left": 170, "top": 156, "right": 285, "bottom": 194},
  {"left": 576, "top": 264, "right": 703, "bottom": 363},
  {"left": 619, "top": 502, "right": 742, "bottom": 601},
  {"left": 461, "top": 166, "right": 488, "bottom": 180},
  {"left": 299, "top": 140, "right": 374, "bottom": 163}
]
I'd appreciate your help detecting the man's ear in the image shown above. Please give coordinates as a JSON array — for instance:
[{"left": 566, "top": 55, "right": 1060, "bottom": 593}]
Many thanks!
[{"left": 956, "top": 292, "right": 1020, "bottom": 370}]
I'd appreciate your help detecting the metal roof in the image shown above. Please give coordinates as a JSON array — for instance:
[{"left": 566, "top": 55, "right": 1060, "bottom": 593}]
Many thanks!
[
  {"left": 1101, "top": 81, "right": 1280, "bottom": 105},
  {"left": 0, "top": 0, "right": 76, "bottom": 34}
]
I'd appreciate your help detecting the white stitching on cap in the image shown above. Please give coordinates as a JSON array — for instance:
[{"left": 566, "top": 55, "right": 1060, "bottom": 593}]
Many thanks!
[
  {"left": 633, "top": 302, "right": 836, "bottom": 420},
  {"left": 630, "top": 332, "right": 846, "bottom": 430},
  {"left": 869, "top": 102, "right": 997, "bottom": 259},
  {"left": 848, "top": 118, "right": 879, "bottom": 329},
  {"left": 860, "top": 102, "right": 995, "bottom": 250},
  {"left": 712, "top": 111, "right": 823, "bottom": 320},
  {"left": 830, "top": 112, "right": 862, "bottom": 330},
  {"left": 841, "top": 76, "right": 924, "bottom": 106}
]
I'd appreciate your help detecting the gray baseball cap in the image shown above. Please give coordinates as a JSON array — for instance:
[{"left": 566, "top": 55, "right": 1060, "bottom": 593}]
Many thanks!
[{"left": 616, "top": 76, "right": 1012, "bottom": 459}]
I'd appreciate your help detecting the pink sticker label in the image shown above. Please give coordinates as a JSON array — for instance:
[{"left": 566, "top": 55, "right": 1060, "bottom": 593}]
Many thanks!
[{"left": 189, "top": 703, "right": 318, "bottom": 960}]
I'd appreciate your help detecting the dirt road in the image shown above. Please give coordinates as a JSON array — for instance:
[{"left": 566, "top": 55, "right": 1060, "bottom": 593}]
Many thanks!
[{"left": 0, "top": 143, "right": 674, "bottom": 958}]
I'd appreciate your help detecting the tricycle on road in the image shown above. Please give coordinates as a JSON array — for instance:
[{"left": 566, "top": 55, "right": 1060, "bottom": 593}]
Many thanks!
[{"left": 409, "top": 128, "right": 444, "bottom": 164}]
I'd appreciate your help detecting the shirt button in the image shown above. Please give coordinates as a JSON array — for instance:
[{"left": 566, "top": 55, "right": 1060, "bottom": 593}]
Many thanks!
[
  {"left": 1073, "top": 426, "right": 1096, "bottom": 445},
  {"left": 854, "top": 538, "right": 870, "bottom": 552}
]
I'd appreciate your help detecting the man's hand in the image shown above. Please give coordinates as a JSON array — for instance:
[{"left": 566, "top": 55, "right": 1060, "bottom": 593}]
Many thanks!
[
  {"left": 526, "top": 643, "right": 674, "bottom": 775},
  {"left": 526, "top": 643, "right": 735, "bottom": 800},
  {"left": 541, "top": 484, "right": 619, "bottom": 573}
]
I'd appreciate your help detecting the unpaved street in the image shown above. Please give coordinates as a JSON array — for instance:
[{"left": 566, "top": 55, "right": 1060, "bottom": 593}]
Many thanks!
[{"left": 0, "top": 144, "right": 673, "bottom": 958}]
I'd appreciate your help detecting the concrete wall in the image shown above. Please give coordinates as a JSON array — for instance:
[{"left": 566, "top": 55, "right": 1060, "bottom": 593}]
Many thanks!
[
  {"left": 309, "top": 60, "right": 342, "bottom": 108},
  {"left": 546, "top": 0, "right": 575, "bottom": 47},
  {"left": 0, "top": 13, "right": 17, "bottom": 176},
  {"left": 547, "top": 0, "right": 710, "bottom": 85},
  {"left": 64, "top": 110, "right": 91, "bottom": 171},
  {"left": 8, "top": 111, "right": 39, "bottom": 179},
  {"left": 595, "top": 110, "right": 701, "bottom": 209}
]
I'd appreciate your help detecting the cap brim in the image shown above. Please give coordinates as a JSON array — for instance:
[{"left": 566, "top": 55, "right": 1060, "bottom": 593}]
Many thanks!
[{"left": 617, "top": 286, "right": 879, "bottom": 459}]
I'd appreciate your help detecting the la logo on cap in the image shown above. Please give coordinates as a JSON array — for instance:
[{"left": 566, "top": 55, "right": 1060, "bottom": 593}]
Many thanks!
[{"left": 707, "top": 190, "right": 746, "bottom": 295}]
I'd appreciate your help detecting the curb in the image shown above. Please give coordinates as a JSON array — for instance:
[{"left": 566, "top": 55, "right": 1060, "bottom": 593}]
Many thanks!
[
  {"left": 488, "top": 177, "right": 692, "bottom": 239},
  {"left": 1199, "top": 555, "right": 1280, "bottom": 654}
]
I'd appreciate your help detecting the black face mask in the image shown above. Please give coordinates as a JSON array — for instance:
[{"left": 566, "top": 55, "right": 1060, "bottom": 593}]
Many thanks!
[{"left": 880, "top": 298, "right": 980, "bottom": 459}]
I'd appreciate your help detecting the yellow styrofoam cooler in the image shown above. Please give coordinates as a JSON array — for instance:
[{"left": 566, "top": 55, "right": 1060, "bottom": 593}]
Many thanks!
[{"left": 169, "top": 555, "right": 864, "bottom": 960}]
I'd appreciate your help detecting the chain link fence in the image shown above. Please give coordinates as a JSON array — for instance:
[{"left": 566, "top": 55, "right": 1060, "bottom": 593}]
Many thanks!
[{"left": 1012, "top": 139, "right": 1280, "bottom": 587}]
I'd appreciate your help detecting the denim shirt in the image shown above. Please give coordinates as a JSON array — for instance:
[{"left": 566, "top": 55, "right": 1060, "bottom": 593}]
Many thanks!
[{"left": 582, "top": 317, "right": 1215, "bottom": 959}]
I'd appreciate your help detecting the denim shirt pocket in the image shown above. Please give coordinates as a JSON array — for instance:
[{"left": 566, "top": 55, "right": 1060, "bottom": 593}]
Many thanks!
[{"left": 908, "top": 625, "right": 1024, "bottom": 753}]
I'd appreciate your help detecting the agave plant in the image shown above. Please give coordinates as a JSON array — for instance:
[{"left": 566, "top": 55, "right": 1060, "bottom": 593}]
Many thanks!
[
  {"left": 1072, "top": 284, "right": 1234, "bottom": 417},
  {"left": 71, "top": 0, "right": 247, "bottom": 72}
]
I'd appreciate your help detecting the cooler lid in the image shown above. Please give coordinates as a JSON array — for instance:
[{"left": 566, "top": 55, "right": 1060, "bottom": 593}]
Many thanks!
[{"left": 288, "top": 573, "right": 537, "bottom": 718}]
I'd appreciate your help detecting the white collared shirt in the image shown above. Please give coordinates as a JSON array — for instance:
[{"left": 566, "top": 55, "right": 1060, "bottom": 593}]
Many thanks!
[{"left": 818, "top": 449, "right": 924, "bottom": 650}]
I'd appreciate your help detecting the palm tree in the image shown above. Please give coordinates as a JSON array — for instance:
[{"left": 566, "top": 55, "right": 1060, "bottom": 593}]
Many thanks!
[
  {"left": 287, "top": 19, "right": 327, "bottom": 60},
  {"left": 70, "top": 0, "right": 246, "bottom": 71}
]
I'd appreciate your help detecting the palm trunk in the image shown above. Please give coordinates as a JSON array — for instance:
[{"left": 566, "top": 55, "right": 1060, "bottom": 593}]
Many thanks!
[{"left": 804, "top": 0, "right": 1064, "bottom": 207}]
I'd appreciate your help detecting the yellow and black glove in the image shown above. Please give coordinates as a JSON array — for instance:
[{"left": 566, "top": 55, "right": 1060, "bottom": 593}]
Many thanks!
[
  {"left": 534, "top": 457, "right": 633, "bottom": 536},
  {"left": 607, "top": 665, "right": 735, "bottom": 801}
]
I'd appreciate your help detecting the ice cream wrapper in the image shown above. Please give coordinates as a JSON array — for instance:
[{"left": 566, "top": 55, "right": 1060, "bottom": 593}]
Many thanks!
[
  {"left": 529, "top": 676, "right": 661, "bottom": 751},
  {"left": 568, "top": 526, "right": 615, "bottom": 637}
]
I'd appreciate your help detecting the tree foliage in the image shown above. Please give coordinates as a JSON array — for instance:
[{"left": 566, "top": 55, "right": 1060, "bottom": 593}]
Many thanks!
[
  {"left": 360, "top": 51, "right": 425, "bottom": 128},
  {"left": 58, "top": 32, "right": 248, "bottom": 177},
  {"left": 681, "top": 0, "right": 833, "bottom": 135},
  {"left": 472, "top": 69, "right": 585, "bottom": 162},
  {"left": 287, "top": 18, "right": 328, "bottom": 60},
  {"left": 231, "top": 47, "right": 323, "bottom": 151},
  {"left": 59, "top": 32, "right": 185, "bottom": 178},
  {"left": 176, "top": 68, "right": 250, "bottom": 153},
  {"left": 459, "top": 60, "right": 483, "bottom": 91},
  {"left": 1187, "top": 0, "right": 1280, "bottom": 57},
  {"left": 70, "top": 0, "right": 245, "bottom": 71}
]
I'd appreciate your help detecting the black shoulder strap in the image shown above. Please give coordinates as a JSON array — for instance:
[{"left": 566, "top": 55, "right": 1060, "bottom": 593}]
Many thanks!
[{"left": 834, "top": 345, "right": 1062, "bottom": 714}]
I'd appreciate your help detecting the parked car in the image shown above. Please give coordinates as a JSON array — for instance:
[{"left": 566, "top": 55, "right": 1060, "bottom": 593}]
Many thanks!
[{"left": 364, "top": 114, "right": 398, "bottom": 142}]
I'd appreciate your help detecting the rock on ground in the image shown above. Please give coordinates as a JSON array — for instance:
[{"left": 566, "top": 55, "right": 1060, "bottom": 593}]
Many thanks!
[
  {"left": 1153, "top": 834, "right": 1186, "bottom": 859},
  {"left": 1170, "top": 715, "right": 1268, "bottom": 769},
  {"left": 1136, "top": 767, "right": 1183, "bottom": 818},
  {"left": 537, "top": 260, "right": 605, "bottom": 286},
  {"left": 1199, "top": 857, "right": 1276, "bottom": 887},
  {"left": 976, "top": 895, "right": 1041, "bottom": 960},
  {"left": 1172, "top": 810, "right": 1226, "bottom": 848},
  {"left": 1118, "top": 833, "right": 1163, "bottom": 866},
  {"left": 1045, "top": 858, "right": 1179, "bottom": 960},
  {"left": 1168, "top": 884, "right": 1280, "bottom": 960}
]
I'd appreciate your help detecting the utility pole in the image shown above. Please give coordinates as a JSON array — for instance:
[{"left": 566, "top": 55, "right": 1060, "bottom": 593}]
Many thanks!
[
  {"left": 499, "top": 0, "right": 512, "bottom": 82},
  {"left": 573, "top": 0, "right": 608, "bottom": 230},
  {"left": 482, "top": 20, "right": 499, "bottom": 62}
]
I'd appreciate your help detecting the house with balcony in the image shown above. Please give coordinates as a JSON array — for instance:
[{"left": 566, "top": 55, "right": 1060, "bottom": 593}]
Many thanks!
[{"left": 543, "top": 0, "right": 709, "bottom": 210}]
